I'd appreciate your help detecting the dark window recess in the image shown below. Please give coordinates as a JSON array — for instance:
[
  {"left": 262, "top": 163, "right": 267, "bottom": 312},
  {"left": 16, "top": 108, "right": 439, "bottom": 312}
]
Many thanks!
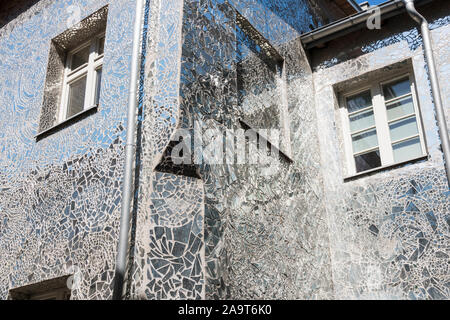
[{"left": 354, "top": 150, "right": 381, "bottom": 173}]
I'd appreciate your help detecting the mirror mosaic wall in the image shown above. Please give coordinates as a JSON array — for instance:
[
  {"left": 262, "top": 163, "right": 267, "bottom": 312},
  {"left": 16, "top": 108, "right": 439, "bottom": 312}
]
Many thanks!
[{"left": 0, "top": 0, "right": 448, "bottom": 300}]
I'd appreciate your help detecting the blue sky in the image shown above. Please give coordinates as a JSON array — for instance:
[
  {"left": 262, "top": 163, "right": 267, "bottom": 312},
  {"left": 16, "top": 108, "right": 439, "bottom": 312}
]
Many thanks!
[{"left": 357, "top": 0, "right": 389, "bottom": 5}]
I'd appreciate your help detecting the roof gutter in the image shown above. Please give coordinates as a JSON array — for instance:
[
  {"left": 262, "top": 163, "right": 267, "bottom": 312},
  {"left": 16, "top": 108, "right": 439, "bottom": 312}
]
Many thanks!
[
  {"left": 402, "top": 0, "right": 450, "bottom": 187},
  {"left": 301, "top": 0, "right": 433, "bottom": 49}
]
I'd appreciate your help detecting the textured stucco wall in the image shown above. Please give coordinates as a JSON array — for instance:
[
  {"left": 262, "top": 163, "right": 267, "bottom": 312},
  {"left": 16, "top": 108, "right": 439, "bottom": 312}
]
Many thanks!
[
  {"left": 0, "top": 0, "right": 137, "bottom": 299},
  {"left": 311, "top": 4, "right": 450, "bottom": 299}
]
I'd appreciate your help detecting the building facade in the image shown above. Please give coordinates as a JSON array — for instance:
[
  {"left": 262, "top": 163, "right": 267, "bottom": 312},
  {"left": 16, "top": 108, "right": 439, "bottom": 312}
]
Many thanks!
[{"left": 0, "top": 0, "right": 448, "bottom": 300}]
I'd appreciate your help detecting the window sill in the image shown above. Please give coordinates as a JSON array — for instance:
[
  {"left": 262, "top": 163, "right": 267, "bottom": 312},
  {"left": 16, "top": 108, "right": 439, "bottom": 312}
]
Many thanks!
[
  {"left": 35, "top": 105, "right": 98, "bottom": 141},
  {"left": 343, "top": 154, "right": 429, "bottom": 182}
]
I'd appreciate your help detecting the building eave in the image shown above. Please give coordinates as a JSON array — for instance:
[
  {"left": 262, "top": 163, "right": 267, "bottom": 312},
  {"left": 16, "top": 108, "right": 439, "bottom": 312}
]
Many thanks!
[
  {"left": 301, "top": 0, "right": 433, "bottom": 50},
  {"left": 347, "top": 0, "right": 363, "bottom": 12}
]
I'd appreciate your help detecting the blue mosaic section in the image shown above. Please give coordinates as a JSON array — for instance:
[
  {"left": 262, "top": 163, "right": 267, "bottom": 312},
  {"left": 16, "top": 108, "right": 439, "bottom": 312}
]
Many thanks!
[{"left": 0, "top": 0, "right": 137, "bottom": 299}]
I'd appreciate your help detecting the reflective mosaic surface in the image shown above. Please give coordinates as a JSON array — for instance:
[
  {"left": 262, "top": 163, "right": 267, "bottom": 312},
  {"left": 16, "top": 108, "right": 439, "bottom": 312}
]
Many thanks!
[
  {"left": 312, "top": 3, "right": 450, "bottom": 299},
  {"left": 131, "top": 0, "right": 334, "bottom": 300},
  {"left": 0, "top": 0, "right": 448, "bottom": 300},
  {"left": 0, "top": 0, "right": 136, "bottom": 300}
]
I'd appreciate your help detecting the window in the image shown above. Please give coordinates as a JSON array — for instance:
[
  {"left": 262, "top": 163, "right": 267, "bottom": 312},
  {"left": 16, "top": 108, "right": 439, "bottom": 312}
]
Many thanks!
[
  {"left": 26, "top": 288, "right": 71, "bottom": 300},
  {"left": 59, "top": 34, "right": 105, "bottom": 122},
  {"left": 37, "top": 6, "right": 108, "bottom": 138},
  {"left": 340, "top": 74, "right": 427, "bottom": 176}
]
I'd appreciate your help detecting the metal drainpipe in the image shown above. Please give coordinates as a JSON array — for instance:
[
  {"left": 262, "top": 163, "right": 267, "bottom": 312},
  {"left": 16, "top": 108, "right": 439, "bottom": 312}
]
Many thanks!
[
  {"left": 113, "top": 0, "right": 145, "bottom": 300},
  {"left": 402, "top": 0, "right": 450, "bottom": 187}
]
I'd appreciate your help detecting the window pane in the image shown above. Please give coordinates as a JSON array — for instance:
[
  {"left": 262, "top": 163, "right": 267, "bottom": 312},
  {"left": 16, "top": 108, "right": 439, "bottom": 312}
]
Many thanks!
[
  {"left": 67, "top": 76, "right": 87, "bottom": 118},
  {"left": 95, "top": 68, "right": 102, "bottom": 105},
  {"left": 386, "top": 95, "right": 414, "bottom": 121},
  {"left": 352, "top": 129, "right": 378, "bottom": 154},
  {"left": 355, "top": 149, "right": 381, "bottom": 173},
  {"left": 347, "top": 91, "right": 372, "bottom": 113},
  {"left": 393, "top": 137, "right": 423, "bottom": 163},
  {"left": 383, "top": 78, "right": 411, "bottom": 100},
  {"left": 349, "top": 109, "right": 375, "bottom": 132},
  {"left": 98, "top": 37, "right": 105, "bottom": 56},
  {"left": 71, "top": 46, "right": 90, "bottom": 70},
  {"left": 389, "top": 116, "right": 419, "bottom": 142}
]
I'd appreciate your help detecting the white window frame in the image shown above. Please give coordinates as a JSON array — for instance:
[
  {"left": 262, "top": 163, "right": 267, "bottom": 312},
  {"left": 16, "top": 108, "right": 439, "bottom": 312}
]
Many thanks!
[
  {"left": 58, "top": 33, "right": 105, "bottom": 123},
  {"left": 340, "top": 72, "right": 427, "bottom": 177}
]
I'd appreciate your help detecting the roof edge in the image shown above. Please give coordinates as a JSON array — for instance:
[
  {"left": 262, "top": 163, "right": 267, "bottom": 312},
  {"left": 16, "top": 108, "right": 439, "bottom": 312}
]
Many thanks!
[
  {"left": 301, "top": 0, "right": 433, "bottom": 49},
  {"left": 347, "top": 0, "right": 363, "bottom": 12}
]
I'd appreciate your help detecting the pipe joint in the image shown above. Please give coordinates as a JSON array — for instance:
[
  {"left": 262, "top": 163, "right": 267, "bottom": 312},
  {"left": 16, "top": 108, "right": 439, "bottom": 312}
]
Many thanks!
[{"left": 402, "top": 0, "right": 426, "bottom": 25}]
